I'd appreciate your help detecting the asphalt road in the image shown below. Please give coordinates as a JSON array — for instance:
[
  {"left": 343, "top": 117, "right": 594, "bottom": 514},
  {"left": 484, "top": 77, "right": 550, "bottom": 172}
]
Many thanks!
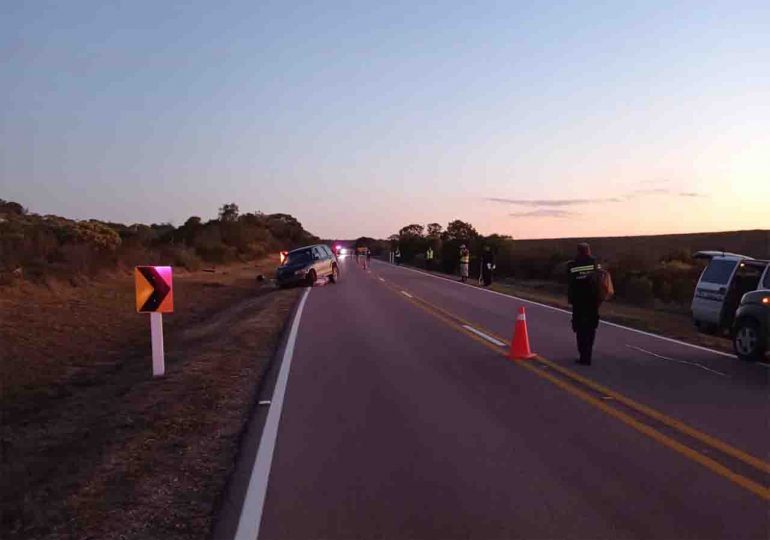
[{"left": 238, "top": 256, "right": 769, "bottom": 540}]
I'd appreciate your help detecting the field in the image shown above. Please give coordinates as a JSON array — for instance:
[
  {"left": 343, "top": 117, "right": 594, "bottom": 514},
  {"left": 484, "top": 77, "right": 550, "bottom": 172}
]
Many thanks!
[
  {"left": 508, "top": 229, "right": 769, "bottom": 260},
  {"left": 1, "top": 261, "right": 300, "bottom": 539}
]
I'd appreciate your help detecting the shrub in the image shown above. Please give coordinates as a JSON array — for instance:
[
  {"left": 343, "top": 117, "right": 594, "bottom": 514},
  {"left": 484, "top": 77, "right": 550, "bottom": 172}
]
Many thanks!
[
  {"left": 165, "top": 246, "right": 202, "bottom": 271},
  {"left": 623, "top": 276, "right": 655, "bottom": 306}
]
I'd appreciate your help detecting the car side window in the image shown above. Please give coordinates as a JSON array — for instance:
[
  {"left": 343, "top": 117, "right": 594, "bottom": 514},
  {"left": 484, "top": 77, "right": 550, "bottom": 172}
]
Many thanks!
[
  {"left": 700, "top": 260, "right": 737, "bottom": 285},
  {"left": 323, "top": 246, "right": 333, "bottom": 258},
  {"left": 763, "top": 267, "right": 770, "bottom": 289},
  {"left": 312, "top": 247, "right": 323, "bottom": 260}
]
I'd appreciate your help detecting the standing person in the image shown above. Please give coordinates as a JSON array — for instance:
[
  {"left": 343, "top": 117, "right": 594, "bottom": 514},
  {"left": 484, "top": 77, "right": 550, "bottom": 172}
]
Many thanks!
[
  {"left": 395, "top": 247, "right": 402, "bottom": 266},
  {"left": 481, "top": 245, "right": 495, "bottom": 287},
  {"left": 426, "top": 247, "right": 434, "bottom": 270},
  {"left": 567, "top": 242, "right": 601, "bottom": 365},
  {"left": 364, "top": 247, "right": 371, "bottom": 269},
  {"left": 459, "top": 244, "right": 470, "bottom": 282}
]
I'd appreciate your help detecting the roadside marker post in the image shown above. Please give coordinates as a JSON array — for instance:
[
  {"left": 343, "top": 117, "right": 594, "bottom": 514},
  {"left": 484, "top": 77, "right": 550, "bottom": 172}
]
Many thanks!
[
  {"left": 150, "top": 312, "right": 165, "bottom": 377},
  {"left": 135, "top": 266, "right": 174, "bottom": 377}
]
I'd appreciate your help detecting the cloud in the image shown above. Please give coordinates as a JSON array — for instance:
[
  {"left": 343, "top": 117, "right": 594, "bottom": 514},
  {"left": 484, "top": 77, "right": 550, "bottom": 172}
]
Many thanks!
[
  {"left": 632, "top": 188, "right": 671, "bottom": 195},
  {"left": 487, "top": 197, "right": 623, "bottom": 207},
  {"left": 631, "top": 188, "right": 705, "bottom": 198},
  {"left": 509, "top": 209, "right": 577, "bottom": 218}
]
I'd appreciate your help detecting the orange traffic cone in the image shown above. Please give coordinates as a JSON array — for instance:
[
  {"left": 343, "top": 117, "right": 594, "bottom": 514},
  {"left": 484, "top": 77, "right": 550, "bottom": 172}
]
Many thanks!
[{"left": 510, "top": 306, "right": 536, "bottom": 360}]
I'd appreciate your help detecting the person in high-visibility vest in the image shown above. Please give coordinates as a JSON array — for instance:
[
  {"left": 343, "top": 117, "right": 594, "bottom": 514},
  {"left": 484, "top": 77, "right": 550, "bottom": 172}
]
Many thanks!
[
  {"left": 426, "top": 247, "right": 434, "bottom": 270},
  {"left": 459, "top": 244, "right": 470, "bottom": 282}
]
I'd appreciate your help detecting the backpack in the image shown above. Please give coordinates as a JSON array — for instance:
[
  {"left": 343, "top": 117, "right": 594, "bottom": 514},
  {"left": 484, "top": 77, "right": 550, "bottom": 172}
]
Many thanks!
[{"left": 596, "top": 267, "right": 614, "bottom": 303}]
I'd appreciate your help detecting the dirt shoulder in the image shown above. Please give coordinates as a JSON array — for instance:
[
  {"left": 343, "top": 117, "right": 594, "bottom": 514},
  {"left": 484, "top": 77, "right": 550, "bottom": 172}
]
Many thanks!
[{"left": 1, "top": 261, "right": 300, "bottom": 539}]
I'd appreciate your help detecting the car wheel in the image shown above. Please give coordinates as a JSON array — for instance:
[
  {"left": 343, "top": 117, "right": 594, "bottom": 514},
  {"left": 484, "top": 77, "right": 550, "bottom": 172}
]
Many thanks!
[
  {"left": 733, "top": 318, "right": 765, "bottom": 362},
  {"left": 306, "top": 270, "right": 316, "bottom": 287},
  {"left": 329, "top": 264, "right": 339, "bottom": 283}
]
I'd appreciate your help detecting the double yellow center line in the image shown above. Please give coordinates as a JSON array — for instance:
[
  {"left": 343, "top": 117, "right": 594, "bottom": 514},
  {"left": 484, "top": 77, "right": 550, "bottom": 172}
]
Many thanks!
[{"left": 375, "top": 275, "right": 770, "bottom": 501}]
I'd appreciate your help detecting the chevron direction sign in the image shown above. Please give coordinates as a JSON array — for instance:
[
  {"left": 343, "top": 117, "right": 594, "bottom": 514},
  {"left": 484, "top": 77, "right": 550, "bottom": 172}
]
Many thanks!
[
  {"left": 134, "top": 266, "right": 174, "bottom": 313},
  {"left": 134, "top": 266, "right": 173, "bottom": 377}
]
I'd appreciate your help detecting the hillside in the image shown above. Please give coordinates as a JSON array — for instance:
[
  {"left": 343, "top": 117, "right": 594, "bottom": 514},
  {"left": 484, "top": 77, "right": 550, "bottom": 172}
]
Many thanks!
[{"left": 0, "top": 200, "right": 318, "bottom": 285}]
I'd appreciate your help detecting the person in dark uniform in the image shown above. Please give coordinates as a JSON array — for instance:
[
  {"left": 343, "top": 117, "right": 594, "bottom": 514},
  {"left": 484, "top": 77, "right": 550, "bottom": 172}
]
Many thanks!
[
  {"left": 567, "top": 242, "right": 600, "bottom": 365},
  {"left": 481, "top": 245, "right": 495, "bottom": 286}
]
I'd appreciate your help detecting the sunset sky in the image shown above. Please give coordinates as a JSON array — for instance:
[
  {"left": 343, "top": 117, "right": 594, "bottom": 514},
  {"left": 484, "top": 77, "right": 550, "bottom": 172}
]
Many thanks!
[{"left": 2, "top": 1, "right": 768, "bottom": 239}]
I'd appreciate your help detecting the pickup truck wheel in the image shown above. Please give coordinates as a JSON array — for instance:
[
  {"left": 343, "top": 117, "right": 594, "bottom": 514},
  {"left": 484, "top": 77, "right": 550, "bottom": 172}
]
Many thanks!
[{"left": 733, "top": 319, "right": 765, "bottom": 362}]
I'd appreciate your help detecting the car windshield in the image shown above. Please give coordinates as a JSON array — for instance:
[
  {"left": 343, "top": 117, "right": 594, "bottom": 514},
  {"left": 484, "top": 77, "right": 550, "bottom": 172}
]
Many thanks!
[{"left": 285, "top": 249, "right": 312, "bottom": 265}]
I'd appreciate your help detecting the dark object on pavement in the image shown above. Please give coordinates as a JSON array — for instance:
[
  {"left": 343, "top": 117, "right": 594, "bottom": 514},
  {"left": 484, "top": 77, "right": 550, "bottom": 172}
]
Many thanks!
[
  {"left": 276, "top": 244, "right": 339, "bottom": 288},
  {"left": 568, "top": 242, "right": 601, "bottom": 365},
  {"left": 256, "top": 274, "right": 265, "bottom": 282}
]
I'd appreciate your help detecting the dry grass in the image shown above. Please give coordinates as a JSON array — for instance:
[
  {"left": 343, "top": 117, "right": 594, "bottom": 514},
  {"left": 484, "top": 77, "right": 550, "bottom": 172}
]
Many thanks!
[{"left": 1, "top": 260, "right": 300, "bottom": 539}]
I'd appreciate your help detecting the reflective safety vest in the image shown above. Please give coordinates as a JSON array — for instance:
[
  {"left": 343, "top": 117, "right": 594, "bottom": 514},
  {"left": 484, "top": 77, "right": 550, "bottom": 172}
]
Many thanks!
[
  {"left": 569, "top": 263, "right": 600, "bottom": 280},
  {"left": 460, "top": 250, "right": 470, "bottom": 264},
  {"left": 426, "top": 248, "right": 434, "bottom": 260}
]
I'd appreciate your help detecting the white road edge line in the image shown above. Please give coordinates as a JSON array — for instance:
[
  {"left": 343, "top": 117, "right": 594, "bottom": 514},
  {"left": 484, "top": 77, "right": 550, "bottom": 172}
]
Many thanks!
[
  {"left": 625, "top": 344, "right": 728, "bottom": 377},
  {"left": 378, "top": 277, "right": 385, "bottom": 282},
  {"left": 374, "top": 260, "right": 736, "bottom": 360},
  {"left": 462, "top": 325, "right": 507, "bottom": 347},
  {"left": 234, "top": 287, "right": 310, "bottom": 540},
  {"left": 401, "top": 291, "right": 413, "bottom": 298}
]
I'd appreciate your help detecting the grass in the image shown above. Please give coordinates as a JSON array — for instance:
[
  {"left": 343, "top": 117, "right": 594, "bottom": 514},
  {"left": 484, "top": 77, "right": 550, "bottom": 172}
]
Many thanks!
[{"left": 1, "top": 260, "right": 300, "bottom": 539}]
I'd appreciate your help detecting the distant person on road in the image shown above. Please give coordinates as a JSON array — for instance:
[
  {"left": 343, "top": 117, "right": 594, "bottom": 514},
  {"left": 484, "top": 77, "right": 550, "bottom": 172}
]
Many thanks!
[
  {"left": 481, "top": 245, "right": 495, "bottom": 287},
  {"left": 364, "top": 247, "right": 371, "bottom": 269},
  {"left": 459, "top": 244, "right": 470, "bottom": 282},
  {"left": 567, "top": 242, "right": 601, "bottom": 365},
  {"left": 395, "top": 248, "right": 401, "bottom": 266},
  {"left": 426, "top": 247, "right": 434, "bottom": 270}
]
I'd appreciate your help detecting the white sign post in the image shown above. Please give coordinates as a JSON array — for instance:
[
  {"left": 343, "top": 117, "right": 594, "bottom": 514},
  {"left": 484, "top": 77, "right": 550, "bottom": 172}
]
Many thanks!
[{"left": 150, "top": 312, "right": 165, "bottom": 377}]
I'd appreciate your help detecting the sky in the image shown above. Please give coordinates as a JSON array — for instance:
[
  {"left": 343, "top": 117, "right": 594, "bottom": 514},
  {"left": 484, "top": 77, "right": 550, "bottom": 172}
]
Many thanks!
[{"left": 1, "top": 0, "right": 768, "bottom": 240}]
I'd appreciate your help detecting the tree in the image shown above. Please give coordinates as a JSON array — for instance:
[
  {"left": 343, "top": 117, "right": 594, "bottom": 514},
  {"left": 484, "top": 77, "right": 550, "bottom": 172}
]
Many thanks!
[
  {"left": 444, "top": 220, "right": 478, "bottom": 242},
  {"left": 0, "top": 200, "right": 26, "bottom": 215},
  {"left": 218, "top": 203, "right": 240, "bottom": 222},
  {"left": 398, "top": 224, "right": 424, "bottom": 238},
  {"left": 426, "top": 223, "right": 442, "bottom": 238}
]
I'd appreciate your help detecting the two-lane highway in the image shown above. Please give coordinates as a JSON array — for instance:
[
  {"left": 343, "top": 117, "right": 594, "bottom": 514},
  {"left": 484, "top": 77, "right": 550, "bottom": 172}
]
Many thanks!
[{"left": 235, "top": 256, "right": 769, "bottom": 540}]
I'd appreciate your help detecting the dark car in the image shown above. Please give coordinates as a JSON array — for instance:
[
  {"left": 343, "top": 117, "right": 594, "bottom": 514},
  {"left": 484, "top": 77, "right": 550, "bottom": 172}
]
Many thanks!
[
  {"left": 276, "top": 244, "right": 339, "bottom": 287},
  {"left": 732, "top": 288, "right": 769, "bottom": 361}
]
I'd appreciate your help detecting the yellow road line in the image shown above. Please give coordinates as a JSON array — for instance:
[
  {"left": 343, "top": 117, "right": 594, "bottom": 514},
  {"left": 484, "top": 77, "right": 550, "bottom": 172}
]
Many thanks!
[
  {"left": 375, "top": 276, "right": 770, "bottom": 500},
  {"left": 516, "top": 361, "right": 770, "bottom": 501},
  {"left": 533, "top": 356, "right": 770, "bottom": 475},
  {"left": 403, "top": 287, "right": 770, "bottom": 477}
]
